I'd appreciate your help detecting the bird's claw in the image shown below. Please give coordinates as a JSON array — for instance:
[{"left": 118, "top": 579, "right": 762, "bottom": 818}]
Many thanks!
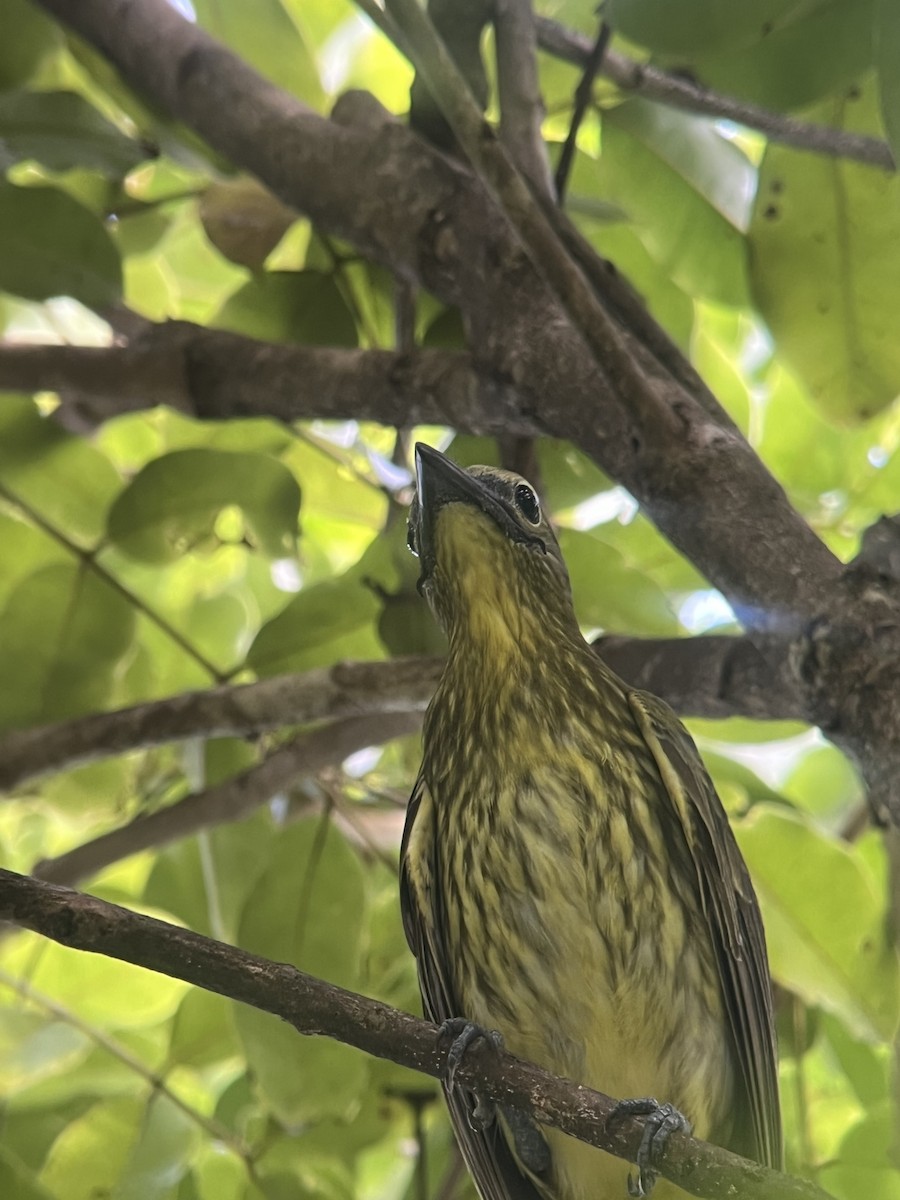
[
  {"left": 607, "top": 1097, "right": 692, "bottom": 1197},
  {"left": 437, "top": 1018, "right": 503, "bottom": 1130}
]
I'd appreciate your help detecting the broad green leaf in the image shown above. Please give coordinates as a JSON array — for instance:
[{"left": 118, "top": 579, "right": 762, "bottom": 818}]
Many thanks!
[
  {"left": 0, "top": 90, "right": 148, "bottom": 176},
  {"left": 0, "top": 395, "right": 122, "bottom": 546},
  {"left": 107, "top": 448, "right": 301, "bottom": 564},
  {"left": 213, "top": 270, "right": 357, "bottom": 346},
  {"left": 875, "top": 0, "right": 900, "bottom": 161},
  {"left": 40, "top": 1097, "right": 143, "bottom": 1200},
  {"left": 144, "top": 813, "right": 275, "bottom": 942},
  {"left": 3, "top": 937, "right": 187, "bottom": 1030},
  {"left": 820, "top": 1108, "right": 900, "bottom": 1200},
  {"left": 116, "top": 1093, "right": 197, "bottom": 1200},
  {"left": 736, "top": 806, "right": 900, "bottom": 1040},
  {"left": 168, "top": 989, "right": 241, "bottom": 1070},
  {"left": 0, "top": 1145, "right": 54, "bottom": 1200},
  {"left": 0, "top": 0, "right": 59, "bottom": 91},
  {"left": 233, "top": 819, "right": 368, "bottom": 1124},
  {"left": 0, "top": 510, "right": 66, "bottom": 609},
  {"left": 0, "top": 181, "right": 121, "bottom": 309},
  {"left": 584, "top": 123, "right": 748, "bottom": 305},
  {"left": 822, "top": 1012, "right": 890, "bottom": 1107},
  {"left": 693, "top": 0, "right": 876, "bottom": 112},
  {"left": 0, "top": 1012, "right": 89, "bottom": 1095},
  {"left": 606, "top": 99, "right": 756, "bottom": 231},
  {"left": 579, "top": 220, "right": 694, "bottom": 349},
  {"left": 0, "top": 564, "right": 135, "bottom": 730},
  {"left": 607, "top": 0, "right": 803, "bottom": 57},
  {"left": 750, "top": 80, "right": 900, "bottom": 422},
  {"left": 247, "top": 530, "right": 398, "bottom": 675},
  {"left": 557, "top": 528, "right": 678, "bottom": 636},
  {"left": 188, "top": 1143, "right": 246, "bottom": 1200},
  {"left": 193, "top": 0, "right": 324, "bottom": 109}
]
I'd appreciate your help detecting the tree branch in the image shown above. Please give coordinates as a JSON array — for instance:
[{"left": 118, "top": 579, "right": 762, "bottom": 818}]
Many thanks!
[
  {"left": 31, "top": 712, "right": 419, "bottom": 887},
  {"left": 34, "top": 0, "right": 841, "bottom": 635},
  {"left": 0, "top": 639, "right": 806, "bottom": 796},
  {"left": 494, "top": 0, "right": 554, "bottom": 199},
  {"left": 0, "top": 331, "right": 531, "bottom": 434},
  {"left": 596, "top": 634, "right": 803, "bottom": 722},
  {"left": 535, "top": 17, "right": 895, "bottom": 172},
  {"left": 0, "top": 869, "right": 834, "bottom": 1200},
  {"left": 0, "top": 657, "right": 441, "bottom": 791}
]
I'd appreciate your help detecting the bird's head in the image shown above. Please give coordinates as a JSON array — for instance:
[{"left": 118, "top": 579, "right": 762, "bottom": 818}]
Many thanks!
[{"left": 408, "top": 443, "right": 577, "bottom": 655}]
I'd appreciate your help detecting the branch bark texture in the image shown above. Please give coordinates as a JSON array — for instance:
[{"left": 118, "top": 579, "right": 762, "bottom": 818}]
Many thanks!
[
  {"left": 28, "top": 0, "right": 900, "bottom": 823},
  {"left": 0, "top": 869, "right": 834, "bottom": 1200}
]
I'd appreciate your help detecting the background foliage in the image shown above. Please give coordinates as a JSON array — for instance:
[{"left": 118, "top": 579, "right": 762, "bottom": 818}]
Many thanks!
[{"left": 0, "top": 1, "right": 899, "bottom": 1198}]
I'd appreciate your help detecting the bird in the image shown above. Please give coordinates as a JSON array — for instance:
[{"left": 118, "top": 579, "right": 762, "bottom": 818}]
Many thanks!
[{"left": 400, "top": 442, "right": 782, "bottom": 1200}]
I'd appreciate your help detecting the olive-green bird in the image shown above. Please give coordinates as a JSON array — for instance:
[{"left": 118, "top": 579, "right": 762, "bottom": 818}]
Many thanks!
[{"left": 400, "top": 444, "right": 782, "bottom": 1200}]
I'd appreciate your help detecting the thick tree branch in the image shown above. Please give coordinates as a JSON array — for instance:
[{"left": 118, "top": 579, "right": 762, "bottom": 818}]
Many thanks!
[
  {"left": 32, "top": 712, "right": 419, "bottom": 887},
  {"left": 0, "top": 657, "right": 440, "bottom": 791},
  {"left": 384, "top": 0, "right": 841, "bottom": 633},
  {"left": 536, "top": 17, "right": 895, "bottom": 172},
  {"left": 34, "top": 0, "right": 840, "bottom": 636},
  {"left": 0, "top": 640, "right": 805, "bottom": 795},
  {"left": 36, "top": 0, "right": 900, "bottom": 824},
  {"left": 0, "top": 869, "right": 834, "bottom": 1200},
  {"left": 596, "top": 634, "right": 802, "bottom": 722},
  {"left": 0, "top": 331, "right": 531, "bottom": 433}
]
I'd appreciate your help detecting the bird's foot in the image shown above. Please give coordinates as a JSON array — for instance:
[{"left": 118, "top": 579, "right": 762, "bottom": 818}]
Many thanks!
[
  {"left": 437, "top": 1018, "right": 503, "bottom": 1129},
  {"left": 607, "top": 1097, "right": 692, "bottom": 1197}
]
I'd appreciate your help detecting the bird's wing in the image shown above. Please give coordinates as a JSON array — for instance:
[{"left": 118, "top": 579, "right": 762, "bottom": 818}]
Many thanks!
[
  {"left": 628, "top": 691, "right": 783, "bottom": 1169},
  {"left": 400, "top": 773, "right": 546, "bottom": 1200}
]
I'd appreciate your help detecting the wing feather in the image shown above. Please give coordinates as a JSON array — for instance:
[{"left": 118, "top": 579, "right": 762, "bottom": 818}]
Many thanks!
[
  {"left": 629, "top": 691, "right": 783, "bottom": 1168},
  {"left": 400, "top": 774, "right": 545, "bottom": 1200}
]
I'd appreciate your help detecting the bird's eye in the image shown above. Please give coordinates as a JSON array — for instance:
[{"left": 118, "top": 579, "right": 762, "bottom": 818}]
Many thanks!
[
  {"left": 407, "top": 520, "right": 419, "bottom": 558},
  {"left": 514, "top": 482, "right": 541, "bottom": 525}
]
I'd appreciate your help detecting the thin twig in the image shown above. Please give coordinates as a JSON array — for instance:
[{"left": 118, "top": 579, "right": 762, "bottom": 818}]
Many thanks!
[
  {"left": 536, "top": 16, "right": 895, "bottom": 172},
  {"left": 554, "top": 17, "right": 612, "bottom": 202}
]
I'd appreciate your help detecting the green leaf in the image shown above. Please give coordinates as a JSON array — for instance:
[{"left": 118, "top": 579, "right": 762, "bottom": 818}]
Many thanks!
[
  {"left": 820, "top": 1108, "right": 900, "bottom": 1200},
  {"left": 606, "top": 99, "right": 755, "bottom": 231},
  {"left": 557, "top": 528, "right": 678, "bottom": 636},
  {"left": 0, "top": 395, "right": 122, "bottom": 546},
  {"left": 0, "top": 1012, "right": 89, "bottom": 1096},
  {"left": 40, "top": 1097, "right": 143, "bottom": 1200},
  {"left": 233, "top": 819, "right": 369, "bottom": 1124},
  {"left": 107, "top": 448, "right": 301, "bottom": 563},
  {"left": 3, "top": 937, "right": 187, "bottom": 1031},
  {"left": 0, "top": 0, "right": 59, "bottom": 91},
  {"left": 0, "top": 1145, "right": 55, "bottom": 1200},
  {"left": 750, "top": 79, "right": 900, "bottom": 422},
  {"left": 736, "top": 806, "right": 900, "bottom": 1040},
  {"left": 0, "top": 564, "right": 136, "bottom": 731},
  {"left": 247, "top": 532, "right": 397, "bottom": 675},
  {"left": 116, "top": 1093, "right": 197, "bottom": 1200},
  {"left": 583, "top": 122, "right": 748, "bottom": 305},
  {"left": 193, "top": 0, "right": 324, "bottom": 108},
  {"left": 0, "top": 90, "right": 149, "bottom": 176},
  {"left": 0, "top": 181, "right": 121, "bottom": 309},
  {"left": 607, "top": 0, "right": 803, "bottom": 57},
  {"left": 213, "top": 270, "right": 357, "bottom": 346},
  {"left": 693, "top": 1, "right": 876, "bottom": 112},
  {"left": 875, "top": 0, "right": 900, "bottom": 161}
]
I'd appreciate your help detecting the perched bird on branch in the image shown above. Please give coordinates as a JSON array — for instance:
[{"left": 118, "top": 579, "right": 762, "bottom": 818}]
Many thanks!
[{"left": 401, "top": 443, "right": 781, "bottom": 1199}]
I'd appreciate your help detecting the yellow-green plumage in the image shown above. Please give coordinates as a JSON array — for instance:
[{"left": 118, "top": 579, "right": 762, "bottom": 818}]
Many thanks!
[{"left": 401, "top": 447, "right": 781, "bottom": 1200}]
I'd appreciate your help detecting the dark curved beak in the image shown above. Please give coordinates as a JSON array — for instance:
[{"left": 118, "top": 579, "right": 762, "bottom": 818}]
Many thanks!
[
  {"left": 412, "top": 444, "right": 543, "bottom": 585},
  {"left": 413, "top": 443, "right": 489, "bottom": 581}
]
